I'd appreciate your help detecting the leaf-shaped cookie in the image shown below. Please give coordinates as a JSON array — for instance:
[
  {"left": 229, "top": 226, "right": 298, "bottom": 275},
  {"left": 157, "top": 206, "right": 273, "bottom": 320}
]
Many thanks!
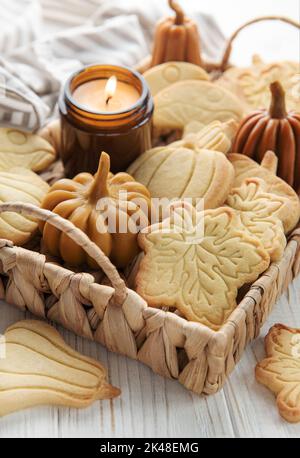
[
  {"left": 228, "top": 152, "right": 300, "bottom": 233},
  {"left": 144, "top": 61, "right": 209, "bottom": 96},
  {"left": 227, "top": 178, "right": 287, "bottom": 261},
  {"left": 137, "top": 203, "right": 270, "bottom": 330},
  {"left": 153, "top": 80, "right": 244, "bottom": 131},
  {"left": 218, "top": 56, "right": 299, "bottom": 112},
  {"left": 0, "top": 320, "right": 120, "bottom": 417},
  {"left": 0, "top": 128, "right": 56, "bottom": 172},
  {"left": 256, "top": 324, "right": 300, "bottom": 423},
  {"left": 0, "top": 168, "right": 49, "bottom": 245},
  {"left": 183, "top": 120, "right": 238, "bottom": 155}
]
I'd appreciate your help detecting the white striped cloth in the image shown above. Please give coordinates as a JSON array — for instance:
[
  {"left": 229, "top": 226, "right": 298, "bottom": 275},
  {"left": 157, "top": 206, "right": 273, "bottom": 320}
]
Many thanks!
[{"left": 0, "top": 0, "right": 225, "bottom": 131}]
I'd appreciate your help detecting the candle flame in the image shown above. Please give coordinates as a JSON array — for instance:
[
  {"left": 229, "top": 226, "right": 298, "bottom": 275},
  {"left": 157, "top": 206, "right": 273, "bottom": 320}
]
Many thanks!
[{"left": 105, "top": 76, "right": 117, "bottom": 104}]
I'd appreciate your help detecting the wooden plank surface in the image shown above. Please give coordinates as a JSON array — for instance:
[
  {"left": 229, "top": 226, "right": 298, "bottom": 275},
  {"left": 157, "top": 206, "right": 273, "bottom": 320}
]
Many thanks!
[{"left": 0, "top": 275, "right": 299, "bottom": 438}]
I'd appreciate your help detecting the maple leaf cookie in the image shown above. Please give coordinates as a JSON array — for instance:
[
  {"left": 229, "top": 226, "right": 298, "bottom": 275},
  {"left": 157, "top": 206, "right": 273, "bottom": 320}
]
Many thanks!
[
  {"left": 256, "top": 324, "right": 300, "bottom": 423},
  {"left": 227, "top": 178, "right": 287, "bottom": 262},
  {"left": 228, "top": 152, "right": 300, "bottom": 233},
  {"left": 136, "top": 203, "right": 270, "bottom": 330}
]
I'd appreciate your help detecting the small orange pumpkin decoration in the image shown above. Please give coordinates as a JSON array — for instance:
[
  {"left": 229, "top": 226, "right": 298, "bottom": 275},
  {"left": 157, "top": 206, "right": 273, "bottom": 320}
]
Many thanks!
[
  {"left": 233, "top": 81, "right": 300, "bottom": 193},
  {"left": 40, "top": 152, "right": 151, "bottom": 268},
  {"left": 151, "top": 0, "right": 202, "bottom": 67}
]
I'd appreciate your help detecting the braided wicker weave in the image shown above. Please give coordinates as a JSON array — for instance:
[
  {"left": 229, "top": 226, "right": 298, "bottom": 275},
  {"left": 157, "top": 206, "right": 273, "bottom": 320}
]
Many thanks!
[{"left": 0, "top": 202, "right": 299, "bottom": 394}]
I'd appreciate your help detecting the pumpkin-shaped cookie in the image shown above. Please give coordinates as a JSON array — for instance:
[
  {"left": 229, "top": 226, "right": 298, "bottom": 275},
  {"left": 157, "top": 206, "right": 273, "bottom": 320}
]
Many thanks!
[
  {"left": 233, "top": 81, "right": 300, "bottom": 192},
  {"left": 128, "top": 142, "right": 234, "bottom": 208},
  {"left": 0, "top": 128, "right": 56, "bottom": 172},
  {"left": 40, "top": 152, "right": 151, "bottom": 268},
  {"left": 144, "top": 61, "right": 209, "bottom": 96},
  {"left": 153, "top": 80, "right": 244, "bottom": 132},
  {"left": 0, "top": 168, "right": 49, "bottom": 245}
]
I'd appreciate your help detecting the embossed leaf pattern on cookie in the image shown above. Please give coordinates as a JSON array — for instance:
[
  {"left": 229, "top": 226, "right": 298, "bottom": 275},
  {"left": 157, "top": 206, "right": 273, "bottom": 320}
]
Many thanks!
[
  {"left": 228, "top": 153, "right": 300, "bottom": 233},
  {"left": 227, "top": 178, "right": 287, "bottom": 261},
  {"left": 219, "top": 59, "right": 299, "bottom": 112},
  {"left": 256, "top": 324, "right": 300, "bottom": 423},
  {"left": 153, "top": 80, "right": 244, "bottom": 130},
  {"left": 137, "top": 204, "right": 270, "bottom": 330},
  {"left": 237, "top": 63, "right": 299, "bottom": 111}
]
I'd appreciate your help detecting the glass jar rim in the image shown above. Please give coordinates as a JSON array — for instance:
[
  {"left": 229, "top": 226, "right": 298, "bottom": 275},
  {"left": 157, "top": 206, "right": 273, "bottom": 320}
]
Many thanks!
[{"left": 64, "top": 63, "right": 149, "bottom": 118}]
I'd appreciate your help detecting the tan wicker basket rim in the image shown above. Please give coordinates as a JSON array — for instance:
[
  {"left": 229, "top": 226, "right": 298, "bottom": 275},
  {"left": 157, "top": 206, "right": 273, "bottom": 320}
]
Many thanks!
[{"left": 0, "top": 202, "right": 127, "bottom": 305}]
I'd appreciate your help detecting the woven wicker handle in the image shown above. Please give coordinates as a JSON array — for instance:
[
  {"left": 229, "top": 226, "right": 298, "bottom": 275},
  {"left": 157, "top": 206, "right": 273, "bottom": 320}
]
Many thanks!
[
  {"left": 220, "top": 16, "right": 300, "bottom": 71},
  {"left": 0, "top": 202, "right": 127, "bottom": 306}
]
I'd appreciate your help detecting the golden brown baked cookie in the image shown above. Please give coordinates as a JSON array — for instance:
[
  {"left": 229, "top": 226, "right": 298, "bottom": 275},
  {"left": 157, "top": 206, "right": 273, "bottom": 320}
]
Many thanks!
[
  {"left": 128, "top": 147, "right": 234, "bottom": 208},
  {"left": 227, "top": 178, "right": 287, "bottom": 261},
  {"left": 153, "top": 80, "right": 244, "bottom": 132},
  {"left": 0, "top": 320, "right": 120, "bottom": 417},
  {"left": 183, "top": 120, "right": 238, "bottom": 155},
  {"left": 144, "top": 61, "right": 209, "bottom": 96},
  {"left": 218, "top": 55, "right": 299, "bottom": 112},
  {"left": 0, "top": 128, "right": 56, "bottom": 172},
  {"left": 38, "top": 119, "right": 61, "bottom": 155},
  {"left": 256, "top": 324, "right": 300, "bottom": 423},
  {"left": 228, "top": 152, "right": 300, "bottom": 233},
  {"left": 136, "top": 203, "right": 270, "bottom": 330},
  {"left": 0, "top": 168, "right": 49, "bottom": 245}
]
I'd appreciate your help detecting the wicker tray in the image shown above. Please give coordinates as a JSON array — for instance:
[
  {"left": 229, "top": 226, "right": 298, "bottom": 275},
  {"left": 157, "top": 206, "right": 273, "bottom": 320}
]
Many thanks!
[
  {"left": 0, "top": 203, "right": 299, "bottom": 395},
  {"left": 0, "top": 15, "right": 299, "bottom": 395}
]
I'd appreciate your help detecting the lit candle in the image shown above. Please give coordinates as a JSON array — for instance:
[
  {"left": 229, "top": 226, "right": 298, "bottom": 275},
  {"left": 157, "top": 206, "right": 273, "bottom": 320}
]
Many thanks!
[
  {"left": 72, "top": 75, "right": 141, "bottom": 113},
  {"left": 59, "top": 64, "right": 153, "bottom": 177}
]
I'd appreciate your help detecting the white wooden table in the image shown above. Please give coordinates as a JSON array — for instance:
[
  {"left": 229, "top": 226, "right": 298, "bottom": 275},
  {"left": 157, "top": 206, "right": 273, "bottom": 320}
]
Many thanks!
[
  {"left": 0, "top": 0, "right": 299, "bottom": 439},
  {"left": 0, "top": 277, "right": 300, "bottom": 438}
]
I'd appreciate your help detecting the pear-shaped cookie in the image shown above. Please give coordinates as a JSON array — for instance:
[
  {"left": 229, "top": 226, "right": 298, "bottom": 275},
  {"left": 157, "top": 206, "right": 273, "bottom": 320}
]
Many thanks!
[
  {"left": 0, "top": 128, "right": 56, "bottom": 172},
  {"left": 144, "top": 61, "right": 209, "bottom": 96},
  {"left": 0, "top": 320, "right": 120, "bottom": 417},
  {"left": 153, "top": 80, "right": 244, "bottom": 131}
]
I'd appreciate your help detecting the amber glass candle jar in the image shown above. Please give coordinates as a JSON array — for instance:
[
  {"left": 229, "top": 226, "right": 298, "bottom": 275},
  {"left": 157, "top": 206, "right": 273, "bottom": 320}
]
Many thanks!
[{"left": 59, "top": 64, "right": 154, "bottom": 177}]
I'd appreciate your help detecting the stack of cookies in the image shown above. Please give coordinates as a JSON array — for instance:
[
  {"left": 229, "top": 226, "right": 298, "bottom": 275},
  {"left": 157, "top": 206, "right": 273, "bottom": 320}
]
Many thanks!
[{"left": 129, "top": 121, "right": 300, "bottom": 331}]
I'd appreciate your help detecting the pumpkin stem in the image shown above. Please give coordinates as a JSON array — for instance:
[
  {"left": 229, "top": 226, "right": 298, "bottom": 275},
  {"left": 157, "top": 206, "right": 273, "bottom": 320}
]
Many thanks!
[
  {"left": 269, "top": 81, "right": 287, "bottom": 119},
  {"left": 168, "top": 0, "right": 185, "bottom": 25},
  {"left": 89, "top": 152, "right": 110, "bottom": 201}
]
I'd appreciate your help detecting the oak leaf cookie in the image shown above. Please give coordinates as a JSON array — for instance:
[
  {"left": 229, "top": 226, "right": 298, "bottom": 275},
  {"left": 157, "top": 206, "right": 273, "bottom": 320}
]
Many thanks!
[
  {"left": 256, "top": 324, "right": 300, "bottom": 423},
  {"left": 0, "top": 320, "right": 120, "bottom": 417},
  {"left": 228, "top": 152, "right": 300, "bottom": 233},
  {"left": 227, "top": 178, "right": 287, "bottom": 261},
  {"left": 153, "top": 80, "right": 244, "bottom": 132},
  {"left": 136, "top": 203, "right": 270, "bottom": 330},
  {"left": 0, "top": 128, "right": 56, "bottom": 172},
  {"left": 144, "top": 61, "right": 209, "bottom": 96}
]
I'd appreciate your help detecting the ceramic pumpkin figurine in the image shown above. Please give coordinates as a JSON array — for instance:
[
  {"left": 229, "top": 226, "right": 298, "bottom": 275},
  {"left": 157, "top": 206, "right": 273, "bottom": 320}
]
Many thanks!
[
  {"left": 151, "top": 0, "right": 202, "bottom": 67},
  {"left": 233, "top": 81, "right": 300, "bottom": 192},
  {"left": 40, "top": 152, "right": 151, "bottom": 268}
]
